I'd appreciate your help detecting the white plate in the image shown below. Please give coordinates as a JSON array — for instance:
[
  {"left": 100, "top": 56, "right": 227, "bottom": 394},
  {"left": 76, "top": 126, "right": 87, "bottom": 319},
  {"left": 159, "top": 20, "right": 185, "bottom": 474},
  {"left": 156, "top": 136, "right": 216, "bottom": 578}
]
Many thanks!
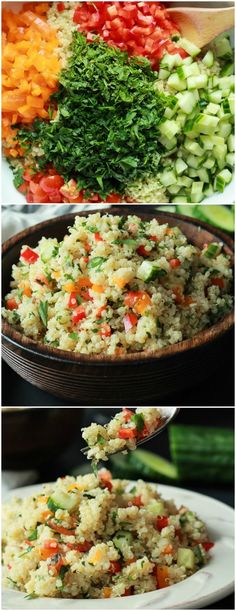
[
  {"left": 2, "top": 483, "right": 234, "bottom": 610},
  {"left": 1, "top": 3, "right": 235, "bottom": 205}
]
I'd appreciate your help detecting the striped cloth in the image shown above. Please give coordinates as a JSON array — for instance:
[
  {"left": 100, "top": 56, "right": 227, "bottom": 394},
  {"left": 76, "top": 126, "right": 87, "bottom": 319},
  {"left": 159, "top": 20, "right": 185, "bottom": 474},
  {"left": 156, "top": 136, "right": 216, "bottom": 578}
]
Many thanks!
[{"left": 2, "top": 204, "right": 110, "bottom": 242}]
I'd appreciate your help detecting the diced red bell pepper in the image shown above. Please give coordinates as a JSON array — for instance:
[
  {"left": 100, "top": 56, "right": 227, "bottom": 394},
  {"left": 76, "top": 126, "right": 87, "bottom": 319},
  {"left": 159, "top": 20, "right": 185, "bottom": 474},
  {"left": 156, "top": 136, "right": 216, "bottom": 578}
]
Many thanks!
[
  {"left": 96, "top": 305, "right": 107, "bottom": 319},
  {"left": 72, "top": 305, "right": 86, "bottom": 324},
  {"left": 119, "top": 427, "right": 137, "bottom": 439},
  {"left": 68, "top": 292, "right": 78, "bottom": 309},
  {"left": 21, "top": 247, "right": 39, "bottom": 264},
  {"left": 156, "top": 516, "right": 169, "bottom": 531},
  {"left": 57, "top": 2, "right": 65, "bottom": 12},
  {"left": 94, "top": 232, "right": 103, "bottom": 242},
  {"left": 201, "top": 541, "right": 215, "bottom": 551},
  {"left": 44, "top": 539, "right": 59, "bottom": 551},
  {"left": 128, "top": 495, "right": 143, "bottom": 507},
  {"left": 123, "top": 312, "right": 138, "bottom": 333},
  {"left": 75, "top": 541, "right": 93, "bottom": 553},
  {"left": 124, "top": 291, "right": 143, "bottom": 308}
]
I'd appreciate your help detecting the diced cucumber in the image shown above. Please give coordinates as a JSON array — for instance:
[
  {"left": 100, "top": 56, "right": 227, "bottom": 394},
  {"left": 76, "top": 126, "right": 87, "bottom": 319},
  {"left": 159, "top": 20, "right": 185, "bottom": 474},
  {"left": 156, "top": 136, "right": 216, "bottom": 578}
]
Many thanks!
[
  {"left": 184, "top": 138, "right": 204, "bottom": 157},
  {"left": 213, "top": 144, "right": 227, "bottom": 170},
  {"left": 175, "top": 158, "right": 188, "bottom": 175},
  {"left": 187, "top": 154, "right": 203, "bottom": 169},
  {"left": 179, "top": 38, "right": 200, "bottom": 57},
  {"left": 203, "top": 158, "right": 215, "bottom": 170},
  {"left": 48, "top": 489, "right": 80, "bottom": 512},
  {"left": 147, "top": 501, "right": 165, "bottom": 516},
  {"left": 226, "top": 153, "right": 235, "bottom": 167},
  {"left": 172, "top": 196, "right": 188, "bottom": 203},
  {"left": 159, "top": 120, "right": 181, "bottom": 140},
  {"left": 177, "top": 63, "right": 200, "bottom": 79},
  {"left": 214, "top": 168, "right": 232, "bottom": 192},
  {"left": 113, "top": 530, "right": 133, "bottom": 551},
  {"left": 177, "top": 176, "right": 192, "bottom": 188},
  {"left": 187, "top": 74, "right": 208, "bottom": 90},
  {"left": 40, "top": 242, "right": 58, "bottom": 263},
  {"left": 177, "top": 548, "right": 195, "bottom": 570},
  {"left": 194, "top": 205, "right": 234, "bottom": 232},
  {"left": 205, "top": 103, "right": 220, "bottom": 115},
  {"left": 177, "top": 91, "right": 196, "bottom": 114},
  {"left": 191, "top": 181, "right": 204, "bottom": 203},
  {"left": 159, "top": 169, "right": 176, "bottom": 187},
  {"left": 160, "top": 53, "right": 182, "bottom": 71},
  {"left": 218, "top": 76, "right": 234, "bottom": 90},
  {"left": 159, "top": 68, "right": 170, "bottom": 80},
  {"left": 204, "top": 184, "right": 214, "bottom": 198},
  {"left": 137, "top": 260, "right": 167, "bottom": 282},
  {"left": 167, "top": 73, "right": 187, "bottom": 91},
  {"left": 195, "top": 114, "right": 220, "bottom": 135},
  {"left": 204, "top": 243, "right": 220, "bottom": 258},
  {"left": 198, "top": 168, "right": 209, "bottom": 183},
  {"left": 168, "top": 184, "right": 181, "bottom": 195},
  {"left": 227, "top": 134, "right": 234, "bottom": 152},
  {"left": 202, "top": 50, "right": 214, "bottom": 68},
  {"left": 218, "top": 121, "right": 232, "bottom": 140},
  {"left": 209, "top": 90, "right": 222, "bottom": 104},
  {"left": 220, "top": 62, "right": 234, "bottom": 77}
]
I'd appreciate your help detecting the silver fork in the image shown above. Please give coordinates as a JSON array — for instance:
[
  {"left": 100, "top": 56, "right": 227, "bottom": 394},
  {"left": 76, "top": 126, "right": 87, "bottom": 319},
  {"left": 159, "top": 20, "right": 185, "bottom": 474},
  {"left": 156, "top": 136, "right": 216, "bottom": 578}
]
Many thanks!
[{"left": 81, "top": 407, "right": 180, "bottom": 457}]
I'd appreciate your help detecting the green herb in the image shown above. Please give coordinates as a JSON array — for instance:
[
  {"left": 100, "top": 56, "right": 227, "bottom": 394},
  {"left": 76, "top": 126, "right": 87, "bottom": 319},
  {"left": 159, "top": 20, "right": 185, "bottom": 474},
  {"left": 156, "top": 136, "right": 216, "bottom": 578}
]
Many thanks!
[
  {"left": 19, "top": 546, "right": 34, "bottom": 557},
  {"left": 92, "top": 463, "right": 98, "bottom": 477},
  {"left": 131, "top": 413, "right": 145, "bottom": 432},
  {"left": 24, "top": 593, "right": 39, "bottom": 600},
  {"left": 12, "top": 165, "right": 24, "bottom": 189},
  {"left": 17, "top": 32, "right": 173, "bottom": 198},
  {"left": 27, "top": 528, "right": 38, "bottom": 541},
  {"left": 52, "top": 246, "right": 59, "bottom": 257},
  {"left": 129, "top": 486, "right": 137, "bottom": 494},
  {"left": 69, "top": 332, "right": 79, "bottom": 340},
  {"left": 118, "top": 216, "right": 126, "bottom": 229},
  {"left": 7, "top": 577, "right": 18, "bottom": 588},
  {"left": 87, "top": 257, "right": 107, "bottom": 271},
  {"left": 204, "top": 243, "right": 220, "bottom": 258},
  {"left": 87, "top": 225, "right": 97, "bottom": 233},
  {"left": 38, "top": 300, "right": 48, "bottom": 328},
  {"left": 97, "top": 434, "right": 106, "bottom": 446},
  {"left": 17, "top": 289, "right": 24, "bottom": 300},
  {"left": 59, "top": 565, "right": 69, "bottom": 580}
]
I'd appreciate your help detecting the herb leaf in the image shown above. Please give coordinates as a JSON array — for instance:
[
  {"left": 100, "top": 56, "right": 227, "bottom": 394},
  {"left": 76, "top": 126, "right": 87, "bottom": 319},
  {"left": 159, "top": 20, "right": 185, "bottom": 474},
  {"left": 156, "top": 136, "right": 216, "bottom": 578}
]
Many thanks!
[
  {"left": 38, "top": 300, "right": 48, "bottom": 328},
  {"left": 87, "top": 257, "right": 107, "bottom": 271}
]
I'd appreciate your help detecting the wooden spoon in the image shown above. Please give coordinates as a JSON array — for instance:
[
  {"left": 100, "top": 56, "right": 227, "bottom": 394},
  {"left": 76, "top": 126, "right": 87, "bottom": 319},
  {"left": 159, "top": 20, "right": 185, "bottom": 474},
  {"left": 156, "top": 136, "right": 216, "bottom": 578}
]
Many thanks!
[{"left": 167, "top": 6, "right": 234, "bottom": 48}]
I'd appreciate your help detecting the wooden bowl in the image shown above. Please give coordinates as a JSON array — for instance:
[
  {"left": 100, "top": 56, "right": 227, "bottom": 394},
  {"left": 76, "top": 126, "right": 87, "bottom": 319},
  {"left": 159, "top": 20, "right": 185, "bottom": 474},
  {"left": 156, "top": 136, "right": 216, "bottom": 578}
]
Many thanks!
[
  {"left": 2, "top": 208, "right": 234, "bottom": 404},
  {"left": 2, "top": 407, "right": 82, "bottom": 470}
]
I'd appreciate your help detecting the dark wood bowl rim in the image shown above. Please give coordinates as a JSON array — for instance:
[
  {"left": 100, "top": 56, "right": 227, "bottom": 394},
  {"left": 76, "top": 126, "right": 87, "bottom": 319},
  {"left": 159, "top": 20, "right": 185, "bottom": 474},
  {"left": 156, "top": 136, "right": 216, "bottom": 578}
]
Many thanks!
[{"left": 2, "top": 209, "right": 234, "bottom": 366}]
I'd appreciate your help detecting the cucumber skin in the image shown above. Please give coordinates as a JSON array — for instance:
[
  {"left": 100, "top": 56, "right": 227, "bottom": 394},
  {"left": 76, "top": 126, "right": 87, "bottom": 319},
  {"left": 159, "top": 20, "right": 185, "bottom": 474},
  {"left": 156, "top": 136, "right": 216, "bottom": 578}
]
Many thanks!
[
  {"left": 169, "top": 425, "right": 234, "bottom": 483},
  {"left": 128, "top": 450, "right": 178, "bottom": 482}
]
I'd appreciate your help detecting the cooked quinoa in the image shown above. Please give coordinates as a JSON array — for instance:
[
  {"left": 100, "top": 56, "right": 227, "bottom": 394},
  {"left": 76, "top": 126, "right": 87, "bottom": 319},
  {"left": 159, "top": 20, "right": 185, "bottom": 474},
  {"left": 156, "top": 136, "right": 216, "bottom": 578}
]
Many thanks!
[
  {"left": 2, "top": 471, "right": 213, "bottom": 599},
  {"left": 2, "top": 213, "right": 233, "bottom": 355},
  {"left": 82, "top": 408, "right": 163, "bottom": 462}
]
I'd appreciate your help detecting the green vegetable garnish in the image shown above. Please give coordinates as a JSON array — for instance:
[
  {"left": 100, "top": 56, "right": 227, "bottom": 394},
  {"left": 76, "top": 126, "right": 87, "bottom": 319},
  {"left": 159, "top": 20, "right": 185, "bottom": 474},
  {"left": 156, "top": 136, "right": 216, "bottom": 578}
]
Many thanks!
[
  {"left": 38, "top": 300, "right": 48, "bottom": 328},
  {"left": 87, "top": 257, "right": 107, "bottom": 271},
  {"left": 27, "top": 528, "right": 38, "bottom": 541},
  {"left": 204, "top": 243, "right": 220, "bottom": 258},
  {"left": 16, "top": 32, "right": 172, "bottom": 199},
  {"left": 12, "top": 166, "right": 24, "bottom": 189},
  {"left": 131, "top": 413, "right": 145, "bottom": 432}
]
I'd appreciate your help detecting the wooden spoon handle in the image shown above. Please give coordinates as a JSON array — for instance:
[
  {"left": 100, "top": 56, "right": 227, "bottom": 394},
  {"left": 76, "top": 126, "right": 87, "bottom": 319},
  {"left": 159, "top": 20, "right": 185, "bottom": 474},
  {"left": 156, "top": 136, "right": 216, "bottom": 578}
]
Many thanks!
[{"left": 168, "top": 7, "right": 234, "bottom": 48}]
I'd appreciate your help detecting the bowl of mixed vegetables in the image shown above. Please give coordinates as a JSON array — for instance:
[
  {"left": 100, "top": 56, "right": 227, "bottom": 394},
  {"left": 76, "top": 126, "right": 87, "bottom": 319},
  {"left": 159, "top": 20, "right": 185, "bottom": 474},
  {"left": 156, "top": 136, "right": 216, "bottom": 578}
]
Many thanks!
[{"left": 2, "top": 1, "right": 235, "bottom": 204}]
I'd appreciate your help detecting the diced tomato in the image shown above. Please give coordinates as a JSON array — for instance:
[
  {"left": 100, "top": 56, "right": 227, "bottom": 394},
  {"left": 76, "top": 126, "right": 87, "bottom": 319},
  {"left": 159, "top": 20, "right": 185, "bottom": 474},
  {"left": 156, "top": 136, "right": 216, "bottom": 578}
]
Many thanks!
[
  {"left": 57, "top": 2, "right": 65, "bottom": 11},
  {"left": 6, "top": 298, "right": 18, "bottom": 310},
  {"left": 47, "top": 521, "right": 76, "bottom": 536},
  {"left": 94, "top": 232, "right": 103, "bottom": 242},
  {"left": 123, "top": 587, "right": 134, "bottom": 596},
  {"left": 169, "top": 258, "right": 181, "bottom": 268},
  {"left": 83, "top": 257, "right": 89, "bottom": 264},
  {"left": 96, "top": 305, "right": 107, "bottom": 319},
  {"left": 74, "top": 541, "right": 93, "bottom": 552},
  {"left": 156, "top": 516, "right": 169, "bottom": 531},
  {"left": 123, "top": 312, "right": 138, "bottom": 332},
  {"left": 18, "top": 181, "right": 28, "bottom": 195},
  {"left": 99, "top": 468, "right": 113, "bottom": 491},
  {"left": 128, "top": 495, "right": 143, "bottom": 507},
  {"left": 210, "top": 277, "right": 224, "bottom": 289},
  {"left": 202, "top": 541, "right": 215, "bottom": 551},
  {"left": 119, "top": 427, "right": 137, "bottom": 439},
  {"left": 72, "top": 305, "right": 86, "bottom": 324},
  {"left": 44, "top": 539, "right": 59, "bottom": 551},
  {"left": 149, "top": 235, "right": 158, "bottom": 242},
  {"left": 68, "top": 292, "right": 79, "bottom": 309},
  {"left": 99, "top": 323, "right": 111, "bottom": 337},
  {"left": 122, "top": 408, "right": 134, "bottom": 422},
  {"left": 124, "top": 291, "right": 142, "bottom": 308},
  {"left": 21, "top": 247, "right": 39, "bottom": 264},
  {"left": 105, "top": 193, "right": 121, "bottom": 203},
  {"left": 26, "top": 191, "right": 34, "bottom": 203},
  {"left": 109, "top": 561, "right": 122, "bottom": 574},
  {"left": 137, "top": 245, "right": 151, "bottom": 257},
  {"left": 40, "top": 175, "right": 64, "bottom": 194}
]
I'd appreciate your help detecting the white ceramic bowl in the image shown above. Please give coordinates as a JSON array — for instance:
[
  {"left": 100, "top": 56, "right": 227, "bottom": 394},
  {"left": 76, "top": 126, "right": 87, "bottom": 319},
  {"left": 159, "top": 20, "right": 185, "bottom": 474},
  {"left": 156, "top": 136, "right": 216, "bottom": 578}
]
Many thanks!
[
  {"left": 1, "top": 3, "right": 235, "bottom": 204},
  {"left": 2, "top": 482, "right": 234, "bottom": 610}
]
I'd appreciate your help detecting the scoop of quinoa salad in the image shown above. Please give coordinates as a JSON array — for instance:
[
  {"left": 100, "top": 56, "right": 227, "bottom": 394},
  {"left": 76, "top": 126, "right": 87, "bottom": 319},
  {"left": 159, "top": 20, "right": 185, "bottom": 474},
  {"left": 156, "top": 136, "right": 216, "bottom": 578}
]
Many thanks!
[
  {"left": 2, "top": 470, "right": 214, "bottom": 599},
  {"left": 2, "top": 213, "right": 233, "bottom": 355},
  {"left": 82, "top": 408, "right": 163, "bottom": 462}
]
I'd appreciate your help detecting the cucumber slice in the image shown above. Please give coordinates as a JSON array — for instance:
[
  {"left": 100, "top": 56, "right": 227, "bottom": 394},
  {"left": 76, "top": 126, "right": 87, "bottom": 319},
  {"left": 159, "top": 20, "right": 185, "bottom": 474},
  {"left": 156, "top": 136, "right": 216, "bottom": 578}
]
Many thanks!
[
  {"left": 137, "top": 260, "right": 167, "bottom": 282},
  {"left": 156, "top": 205, "right": 176, "bottom": 212},
  {"left": 128, "top": 449, "right": 178, "bottom": 482},
  {"left": 176, "top": 205, "right": 196, "bottom": 218},
  {"left": 48, "top": 489, "right": 80, "bottom": 512},
  {"left": 177, "top": 548, "right": 195, "bottom": 570},
  {"left": 195, "top": 205, "right": 234, "bottom": 232}
]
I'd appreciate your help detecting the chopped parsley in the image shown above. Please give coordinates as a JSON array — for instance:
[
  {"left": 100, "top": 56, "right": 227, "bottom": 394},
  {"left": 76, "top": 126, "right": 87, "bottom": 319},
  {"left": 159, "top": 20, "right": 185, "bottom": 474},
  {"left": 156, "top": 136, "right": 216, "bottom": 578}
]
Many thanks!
[{"left": 38, "top": 300, "right": 48, "bottom": 328}]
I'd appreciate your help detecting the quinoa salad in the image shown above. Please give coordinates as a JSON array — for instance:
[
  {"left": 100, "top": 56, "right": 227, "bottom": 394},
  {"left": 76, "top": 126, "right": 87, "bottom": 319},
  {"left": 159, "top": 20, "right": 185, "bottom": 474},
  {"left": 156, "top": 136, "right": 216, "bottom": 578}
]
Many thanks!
[
  {"left": 2, "top": 213, "right": 233, "bottom": 355},
  {"left": 2, "top": 2, "right": 234, "bottom": 204},
  {"left": 82, "top": 408, "right": 163, "bottom": 462},
  {"left": 2, "top": 470, "right": 214, "bottom": 599}
]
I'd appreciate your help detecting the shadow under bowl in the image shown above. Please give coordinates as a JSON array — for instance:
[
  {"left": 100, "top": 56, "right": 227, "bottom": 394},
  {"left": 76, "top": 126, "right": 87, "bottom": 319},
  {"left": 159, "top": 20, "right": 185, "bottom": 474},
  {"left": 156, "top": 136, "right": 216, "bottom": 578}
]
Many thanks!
[{"left": 2, "top": 208, "right": 234, "bottom": 405}]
